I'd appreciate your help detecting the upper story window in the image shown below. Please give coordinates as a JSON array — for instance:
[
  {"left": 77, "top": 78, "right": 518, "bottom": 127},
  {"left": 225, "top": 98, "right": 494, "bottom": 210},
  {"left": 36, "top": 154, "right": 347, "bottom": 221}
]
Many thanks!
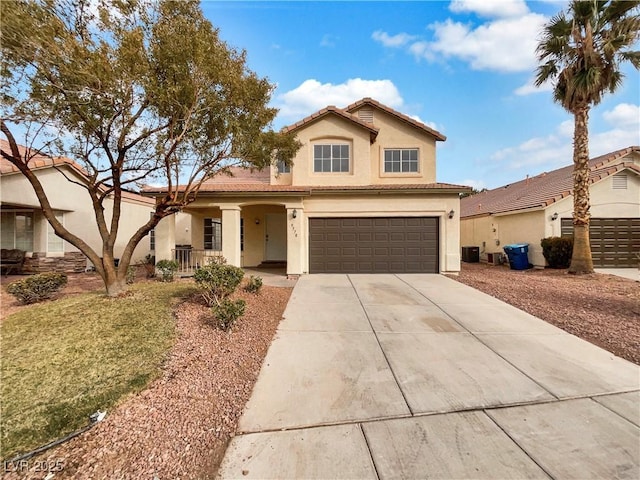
[
  {"left": 276, "top": 160, "right": 291, "bottom": 174},
  {"left": 384, "top": 148, "right": 418, "bottom": 173},
  {"left": 314, "top": 144, "right": 350, "bottom": 173}
]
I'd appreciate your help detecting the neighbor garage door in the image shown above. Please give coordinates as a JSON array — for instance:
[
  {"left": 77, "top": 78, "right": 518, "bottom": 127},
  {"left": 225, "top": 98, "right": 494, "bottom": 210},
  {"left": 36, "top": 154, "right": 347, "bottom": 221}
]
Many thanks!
[
  {"left": 561, "top": 218, "right": 640, "bottom": 267},
  {"left": 309, "top": 217, "right": 439, "bottom": 273}
]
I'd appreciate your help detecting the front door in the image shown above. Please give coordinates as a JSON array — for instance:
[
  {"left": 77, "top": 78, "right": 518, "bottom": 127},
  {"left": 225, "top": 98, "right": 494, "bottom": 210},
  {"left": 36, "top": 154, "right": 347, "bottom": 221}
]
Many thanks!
[{"left": 265, "top": 213, "right": 287, "bottom": 261}]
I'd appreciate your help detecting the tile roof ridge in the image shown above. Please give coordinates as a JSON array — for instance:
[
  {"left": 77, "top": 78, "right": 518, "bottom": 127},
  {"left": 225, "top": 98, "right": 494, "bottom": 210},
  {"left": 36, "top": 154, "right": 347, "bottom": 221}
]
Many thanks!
[
  {"left": 343, "top": 97, "right": 446, "bottom": 141},
  {"left": 281, "top": 104, "right": 379, "bottom": 135}
]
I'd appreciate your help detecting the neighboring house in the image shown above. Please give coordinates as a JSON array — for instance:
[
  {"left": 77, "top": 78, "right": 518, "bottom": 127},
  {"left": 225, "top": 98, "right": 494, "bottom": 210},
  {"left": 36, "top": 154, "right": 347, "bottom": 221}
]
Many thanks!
[
  {"left": 461, "top": 146, "right": 640, "bottom": 268},
  {"left": 145, "top": 98, "right": 470, "bottom": 276},
  {"left": 0, "top": 140, "right": 155, "bottom": 273}
]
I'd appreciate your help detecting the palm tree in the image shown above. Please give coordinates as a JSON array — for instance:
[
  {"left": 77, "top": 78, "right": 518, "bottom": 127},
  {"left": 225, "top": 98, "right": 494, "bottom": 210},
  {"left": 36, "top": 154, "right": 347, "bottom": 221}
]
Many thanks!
[{"left": 535, "top": 0, "right": 640, "bottom": 274}]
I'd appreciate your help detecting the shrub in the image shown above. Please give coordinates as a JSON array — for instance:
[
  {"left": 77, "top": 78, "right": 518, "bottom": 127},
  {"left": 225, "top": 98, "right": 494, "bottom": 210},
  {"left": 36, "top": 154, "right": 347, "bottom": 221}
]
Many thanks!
[
  {"left": 210, "top": 298, "right": 246, "bottom": 331},
  {"left": 6, "top": 272, "right": 68, "bottom": 304},
  {"left": 193, "top": 263, "right": 244, "bottom": 307},
  {"left": 541, "top": 236, "right": 574, "bottom": 269},
  {"left": 139, "top": 254, "right": 156, "bottom": 278},
  {"left": 155, "top": 259, "right": 179, "bottom": 282},
  {"left": 125, "top": 266, "right": 136, "bottom": 284},
  {"left": 244, "top": 275, "right": 263, "bottom": 294}
]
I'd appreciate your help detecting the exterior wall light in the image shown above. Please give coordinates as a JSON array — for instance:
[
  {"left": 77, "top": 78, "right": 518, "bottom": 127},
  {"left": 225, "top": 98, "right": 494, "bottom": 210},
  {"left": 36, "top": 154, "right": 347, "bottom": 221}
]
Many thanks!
[
  {"left": 292, "top": 209, "right": 297, "bottom": 219},
  {"left": 255, "top": 218, "right": 260, "bottom": 225},
  {"left": 551, "top": 212, "right": 559, "bottom": 221},
  {"left": 448, "top": 209, "right": 455, "bottom": 219}
]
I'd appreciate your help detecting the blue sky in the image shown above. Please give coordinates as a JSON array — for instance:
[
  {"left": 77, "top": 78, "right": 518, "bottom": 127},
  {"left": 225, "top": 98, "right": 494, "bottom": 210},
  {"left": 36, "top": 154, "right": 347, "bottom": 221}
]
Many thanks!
[{"left": 201, "top": 0, "right": 640, "bottom": 189}]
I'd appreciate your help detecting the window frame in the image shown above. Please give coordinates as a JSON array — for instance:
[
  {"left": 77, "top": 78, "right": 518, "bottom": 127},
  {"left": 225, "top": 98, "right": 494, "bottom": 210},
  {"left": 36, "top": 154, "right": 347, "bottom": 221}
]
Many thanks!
[
  {"left": 204, "top": 218, "right": 222, "bottom": 251},
  {"left": 276, "top": 160, "right": 291, "bottom": 174},
  {"left": 313, "top": 143, "right": 351, "bottom": 173},
  {"left": 1, "top": 211, "right": 34, "bottom": 251},
  {"left": 383, "top": 148, "right": 420, "bottom": 174}
]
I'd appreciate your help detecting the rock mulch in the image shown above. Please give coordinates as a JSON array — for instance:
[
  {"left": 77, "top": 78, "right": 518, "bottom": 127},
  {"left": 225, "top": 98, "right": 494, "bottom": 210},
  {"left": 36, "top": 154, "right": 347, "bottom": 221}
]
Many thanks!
[
  {"left": 4, "top": 282, "right": 292, "bottom": 480},
  {"left": 450, "top": 263, "right": 640, "bottom": 365}
]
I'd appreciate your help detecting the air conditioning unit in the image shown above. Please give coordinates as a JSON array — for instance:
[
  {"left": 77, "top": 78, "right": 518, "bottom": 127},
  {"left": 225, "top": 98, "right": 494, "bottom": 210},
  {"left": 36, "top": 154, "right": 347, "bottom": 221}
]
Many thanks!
[
  {"left": 487, "top": 252, "right": 504, "bottom": 265},
  {"left": 461, "top": 246, "right": 480, "bottom": 263}
]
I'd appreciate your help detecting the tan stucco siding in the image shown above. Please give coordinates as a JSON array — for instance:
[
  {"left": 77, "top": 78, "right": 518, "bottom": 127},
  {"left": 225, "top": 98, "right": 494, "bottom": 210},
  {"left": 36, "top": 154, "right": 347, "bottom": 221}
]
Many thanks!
[
  {"left": 282, "top": 111, "right": 439, "bottom": 187},
  {"left": 461, "top": 211, "right": 546, "bottom": 266},
  {"left": 493, "top": 211, "right": 546, "bottom": 266},
  {"left": 350, "top": 107, "right": 437, "bottom": 184},
  {"left": 590, "top": 172, "right": 640, "bottom": 217},
  {"left": 1, "top": 168, "right": 154, "bottom": 262},
  {"left": 289, "top": 116, "right": 372, "bottom": 187}
]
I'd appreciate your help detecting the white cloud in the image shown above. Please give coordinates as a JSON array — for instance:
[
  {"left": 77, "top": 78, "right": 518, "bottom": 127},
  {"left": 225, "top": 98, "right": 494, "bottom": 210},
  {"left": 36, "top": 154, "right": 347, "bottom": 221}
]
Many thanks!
[
  {"left": 490, "top": 103, "right": 640, "bottom": 173},
  {"left": 602, "top": 103, "right": 640, "bottom": 127},
  {"left": 276, "top": 78, "right": 404, "bottom": 120},
  {"left": 371, "top": 31, "right": 417, "bottom": 48},
  {"left": 421, "top": 13, "right": 547, "bottom": 72},
  {"left": 372, "top": 2, "right": 547, "bottom": 73},
  {"left": 449, "top": 0, "right": 529, "bottom": 18},
  {"left": 514, "top": 76, "right": 554, "bottom": 96}
]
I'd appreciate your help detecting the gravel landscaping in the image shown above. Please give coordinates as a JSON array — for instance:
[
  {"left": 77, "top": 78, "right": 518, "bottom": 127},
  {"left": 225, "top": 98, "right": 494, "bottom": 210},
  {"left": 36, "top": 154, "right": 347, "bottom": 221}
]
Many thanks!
[
  {"left": 449, "top": 263, "right": 640, "bottom": 365},
  {"left": 2, "top": 274, "right": 291, "bottom": 479},
  {"left": 2, "top": 264, "right": 637, "bottom": 478}
]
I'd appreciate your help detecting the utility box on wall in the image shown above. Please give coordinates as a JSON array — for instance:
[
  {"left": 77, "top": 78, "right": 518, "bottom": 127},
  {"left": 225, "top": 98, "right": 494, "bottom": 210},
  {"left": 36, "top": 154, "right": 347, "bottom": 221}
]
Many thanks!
[{"left": 461, "top": 246, "right": 480, "bottom": 263}]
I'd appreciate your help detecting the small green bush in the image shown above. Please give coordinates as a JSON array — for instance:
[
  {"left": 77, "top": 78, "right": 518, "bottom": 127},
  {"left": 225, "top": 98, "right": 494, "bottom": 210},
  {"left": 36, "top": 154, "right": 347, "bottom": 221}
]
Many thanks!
[
  {"left": 6, "top": 272, "right": 68, "bottom": 304},
  {"left": 541, "top": 236, "right": 574, "bottom": 269},
  {"left": 155, "top": 259, "right": 179, "bottom": 282},
  {"left": 210, "top": 298, "right": 246, "bottom": 331},
  {"left": 244, "top": 275, "right": 263, "bottom": 294},
  {"left": 193, "top": 263, "right": 245, "bottom": 307}
]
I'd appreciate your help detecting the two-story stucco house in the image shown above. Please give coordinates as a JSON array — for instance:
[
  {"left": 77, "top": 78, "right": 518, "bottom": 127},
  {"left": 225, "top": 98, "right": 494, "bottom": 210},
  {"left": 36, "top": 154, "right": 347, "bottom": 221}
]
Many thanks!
[{"left": 146, "top": 98, "right": 470, "bottom": 276}]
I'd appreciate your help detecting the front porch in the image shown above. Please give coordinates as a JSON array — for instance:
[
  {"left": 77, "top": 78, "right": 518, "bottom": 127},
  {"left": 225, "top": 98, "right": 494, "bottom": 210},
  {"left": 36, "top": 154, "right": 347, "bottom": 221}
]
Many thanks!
[{"left": 155, "top": 199, "right": 305, "bottom": 277}]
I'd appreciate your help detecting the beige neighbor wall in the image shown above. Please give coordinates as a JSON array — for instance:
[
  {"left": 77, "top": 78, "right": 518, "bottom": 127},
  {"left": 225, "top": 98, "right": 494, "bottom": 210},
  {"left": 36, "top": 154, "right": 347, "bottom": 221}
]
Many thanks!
[
  {"left": 1, "top": 167, "right": 154, "bottom": 263},
  {"left": 493, "top": 211, "right": 546, "bottom": 266},
  {"left": 461, "top": 212, "right": 546, "bottom": 266},
  {"left": 301, "top": 193, "right": 461, "bottom": 273}
]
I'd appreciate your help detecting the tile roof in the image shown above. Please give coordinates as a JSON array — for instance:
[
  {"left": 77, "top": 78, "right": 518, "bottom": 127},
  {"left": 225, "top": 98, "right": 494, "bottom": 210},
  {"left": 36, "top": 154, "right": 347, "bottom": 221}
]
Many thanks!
[
  {"left": 211, "top": 166, "right": 270, "bottom": 184},
  {"left": 0, "top": 139, "right": 155, "bottom": 205},
  {"left": 144, "top": 181, "right": 470, "bottom": 195},
  {"left": 0, "top": 139, "right": 88, "bottom": 176},
  {"left": 461, "top": 146, "right": 640, "bottom": 218},
  {"left": 344, "top": 97, "right": 446, "bottom": 141},
  {"left": 282, "top": 105, "right": 380, "bottom": 141}
]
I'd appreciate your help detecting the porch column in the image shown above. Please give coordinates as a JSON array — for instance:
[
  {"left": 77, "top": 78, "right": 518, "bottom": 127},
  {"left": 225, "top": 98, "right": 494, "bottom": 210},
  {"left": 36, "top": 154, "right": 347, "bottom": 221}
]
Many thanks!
[
  {"left": 286, "top": 205, "right": 304, "bottom": 276},
  {"left": 155, "top": 213, "right": 176, "bottom": 262},
  {"left": 221, "top": 205, "right": 241, "bottom": 267}
]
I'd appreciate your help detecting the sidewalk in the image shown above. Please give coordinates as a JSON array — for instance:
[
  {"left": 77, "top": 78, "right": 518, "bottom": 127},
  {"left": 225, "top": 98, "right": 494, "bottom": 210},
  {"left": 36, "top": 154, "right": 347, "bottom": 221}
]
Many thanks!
[{"left": 218, "top": 274, "right": 640, "bottom": 479}]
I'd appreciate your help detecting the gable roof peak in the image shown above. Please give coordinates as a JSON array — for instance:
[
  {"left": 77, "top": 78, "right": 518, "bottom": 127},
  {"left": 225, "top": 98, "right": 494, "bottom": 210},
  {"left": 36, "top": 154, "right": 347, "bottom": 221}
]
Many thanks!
[
  {"left": 344, "top": 97, "right": 446, "bottom": 141},
  {"left": 461, "top": 145, "right": 640, "bottom": 218}
]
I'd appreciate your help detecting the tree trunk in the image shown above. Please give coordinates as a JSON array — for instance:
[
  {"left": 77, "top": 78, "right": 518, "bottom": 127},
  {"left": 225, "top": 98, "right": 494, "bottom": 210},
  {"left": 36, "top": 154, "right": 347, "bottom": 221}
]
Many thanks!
[
  {"left": 569, "top": 106, "right": 594, "bottom": 274},
  {"left": 102, "top": 256, "right": 128, "bottom": 297}
]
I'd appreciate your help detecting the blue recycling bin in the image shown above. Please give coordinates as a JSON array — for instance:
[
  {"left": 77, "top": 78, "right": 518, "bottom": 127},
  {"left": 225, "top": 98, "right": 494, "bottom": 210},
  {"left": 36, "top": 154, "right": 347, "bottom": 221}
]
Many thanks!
[{"left": 503, "top": 244, "right": 529, "bottom": 270}]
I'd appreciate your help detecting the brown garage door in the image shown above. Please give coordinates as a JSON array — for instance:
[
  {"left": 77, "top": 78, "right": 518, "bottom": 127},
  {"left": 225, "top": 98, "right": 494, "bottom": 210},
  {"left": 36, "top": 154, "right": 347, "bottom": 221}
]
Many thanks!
[
  {"left": 309, "top": 217, "right": 439, "bottom": 273},
  {"left": 561, "top": 218, "right": 640, "bottom": 267}
]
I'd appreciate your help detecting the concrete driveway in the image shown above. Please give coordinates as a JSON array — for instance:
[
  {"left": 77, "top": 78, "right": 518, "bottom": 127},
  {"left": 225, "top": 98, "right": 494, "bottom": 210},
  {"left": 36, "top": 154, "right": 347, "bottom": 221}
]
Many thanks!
[{"left": 218, "top": 274, "right": 640, "bottom": 479}]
